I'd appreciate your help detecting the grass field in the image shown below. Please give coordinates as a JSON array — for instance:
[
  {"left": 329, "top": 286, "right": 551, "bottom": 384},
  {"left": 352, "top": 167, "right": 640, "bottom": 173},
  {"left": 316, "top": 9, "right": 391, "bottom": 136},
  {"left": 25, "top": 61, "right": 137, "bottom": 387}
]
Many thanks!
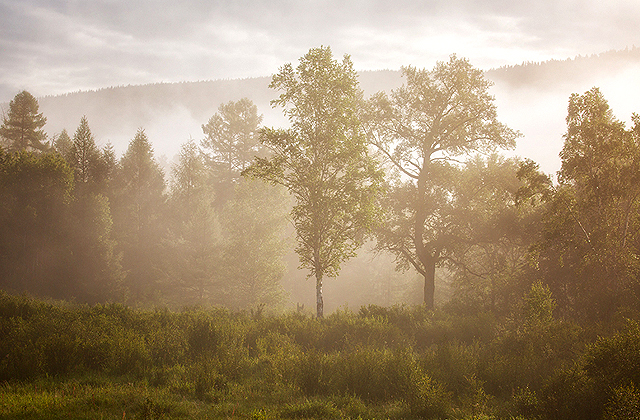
[{"left": 1, "top": 291, "right": 639, "bottom": 419}]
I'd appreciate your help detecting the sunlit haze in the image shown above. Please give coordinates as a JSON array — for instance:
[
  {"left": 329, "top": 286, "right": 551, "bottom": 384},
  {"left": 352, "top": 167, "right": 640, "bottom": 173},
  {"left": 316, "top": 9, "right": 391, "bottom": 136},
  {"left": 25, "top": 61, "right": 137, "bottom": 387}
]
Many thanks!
[{"left": 2, "top": 0, "right": 640, "bottom": 173}]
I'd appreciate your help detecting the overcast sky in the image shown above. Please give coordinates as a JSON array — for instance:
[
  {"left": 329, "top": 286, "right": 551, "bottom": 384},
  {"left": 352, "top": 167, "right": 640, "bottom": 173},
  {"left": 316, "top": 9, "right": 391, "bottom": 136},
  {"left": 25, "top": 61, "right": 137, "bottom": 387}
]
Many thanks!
[{"left": 1, "top": 0, "right": 639, "bottom": 102}]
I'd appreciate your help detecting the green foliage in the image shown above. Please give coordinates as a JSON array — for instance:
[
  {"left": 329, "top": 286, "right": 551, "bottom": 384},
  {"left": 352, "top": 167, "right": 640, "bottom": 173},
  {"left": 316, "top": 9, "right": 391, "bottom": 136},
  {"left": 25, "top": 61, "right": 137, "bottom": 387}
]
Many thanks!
[
  {"left": 366, "top": 55, "right": 519, "bottom": 309},
  {"left": 1, "top": 292, "right": 640, "bottom": 419},
  {"left": 244, "top": 46, "right": 384, "bottom": 317},
  {"left": 167, "top": 141, "right": 222, "bottom": 305},
  {"left": 219, "top": 178, "right": 288, "bottom": 309},
  {"left": 0, "top": 150, "right": 76, "bottom": 297},
  {"left": 167, "top": 100, "right": 288, "bottom": 310},
  {"left": 604, "top": 384, "right": 640, "bottom": 420},
  {"left": 4, "top": 55, "right": 640, "bottom": 420},
  {"left": 481, "top": 318, "right": 580, "bottom": 399},
  {"left": 530, "top": 87, "right": 640, "bottom": 321},
  {"left": 201, "top": 97, "right": 264, "bottom": 202},
  {"left": 52, "top": 128, "right": 73, "bottom": 158},
  {"left": 69, "top": 192, "right": 123, "bottom": 302},
  {"left": 112, "top": 129, "right": 166, "bottom": 304},
  {"left": 68, "top": 116, "right": 113, "bottom": 197},
  {"left": 536, "top": 323, "right": 640, "bottom": 420},
  {"left": 521, "top": 281, "right": 556, "bottom": 329},
  {"left": 280, "top": 398, "right": 341, "bottom": 419},
  {"left": 449, "top": 155, "right": 537, "bottom": 317},
  {"left": 0, "top": 90, "right": 48, "bottom": 152},
  {"left": 584, "top": 320, "right": 640, "bottom": 389}
]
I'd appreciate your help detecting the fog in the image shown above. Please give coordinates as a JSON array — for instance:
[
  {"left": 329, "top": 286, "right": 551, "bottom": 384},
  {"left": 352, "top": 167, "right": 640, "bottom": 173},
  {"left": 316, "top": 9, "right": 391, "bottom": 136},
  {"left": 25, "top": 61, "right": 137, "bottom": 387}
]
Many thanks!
[
  {"left": 29, "top": 52, "right": 640, "bottom": 180},
  {"left": 2, "top": 2, "right": 640, "bottom": 412},
  {"left": 491, "top": 58, "right": 640, "bottom": 175},
  {"left": 2, "top": 49, "right": 640, "bottom": 313}
]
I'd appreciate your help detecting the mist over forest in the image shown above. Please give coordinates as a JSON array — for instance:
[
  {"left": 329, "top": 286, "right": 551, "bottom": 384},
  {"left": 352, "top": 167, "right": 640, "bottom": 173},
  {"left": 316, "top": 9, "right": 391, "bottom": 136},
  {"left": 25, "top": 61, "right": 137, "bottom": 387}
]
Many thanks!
[
  {"left": 23, "top": 47, "right": 640, "bottom": 175},
  {"left": 1, "top": 47, "right": 640, "bottom": 312},
  {"left": 1, "top": 46, "right": 640, "bottom": 312},
  {"left": 3, "top": 46, "right": 640, "bottom": 419}
]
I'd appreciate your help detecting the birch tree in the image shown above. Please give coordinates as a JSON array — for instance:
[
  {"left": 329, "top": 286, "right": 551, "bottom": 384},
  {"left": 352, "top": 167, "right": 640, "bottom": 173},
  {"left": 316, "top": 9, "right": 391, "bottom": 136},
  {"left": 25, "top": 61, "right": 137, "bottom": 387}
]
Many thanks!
[{"left": 244, "top": 46, "right": 383, "bottom": 317}]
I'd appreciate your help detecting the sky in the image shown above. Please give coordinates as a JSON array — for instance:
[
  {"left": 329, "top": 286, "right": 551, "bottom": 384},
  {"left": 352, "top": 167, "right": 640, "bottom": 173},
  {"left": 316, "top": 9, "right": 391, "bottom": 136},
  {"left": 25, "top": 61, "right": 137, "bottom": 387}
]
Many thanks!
[
  {"left": 1, "top": 0, "right": 640, "bottom": 174},
  {"left": 1, "top": 0, "right": 639, "bottom": 102}
]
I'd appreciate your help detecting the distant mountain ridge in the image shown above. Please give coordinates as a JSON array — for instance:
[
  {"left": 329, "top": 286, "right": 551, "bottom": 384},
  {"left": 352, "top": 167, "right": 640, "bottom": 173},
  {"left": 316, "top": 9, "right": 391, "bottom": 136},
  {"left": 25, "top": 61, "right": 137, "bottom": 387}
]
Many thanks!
[
  {"left": 3, "top": 48, "right": 639, "bottom": 172},
  {"left": 32, "top": 70, "right": 405, "bottom": 159},
  {"left": 486, "top": 46, "right": 640, "bottom": 90}
]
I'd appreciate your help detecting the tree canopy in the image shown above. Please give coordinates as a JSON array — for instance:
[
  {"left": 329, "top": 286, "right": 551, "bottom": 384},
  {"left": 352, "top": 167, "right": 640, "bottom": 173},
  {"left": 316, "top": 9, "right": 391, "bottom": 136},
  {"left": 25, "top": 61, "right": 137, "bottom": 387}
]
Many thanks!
[
  {"left": 366, "top": 55, "right": 519, "bottom": 309},
  {"left": 524, "top": 87, "right": 640, "bottom": 320},
  {"left": 244, "top": 46, "right": 384, "bottom": 317},
  {"left": 0, "top": 91, "right": 48, "bottom": 152}
]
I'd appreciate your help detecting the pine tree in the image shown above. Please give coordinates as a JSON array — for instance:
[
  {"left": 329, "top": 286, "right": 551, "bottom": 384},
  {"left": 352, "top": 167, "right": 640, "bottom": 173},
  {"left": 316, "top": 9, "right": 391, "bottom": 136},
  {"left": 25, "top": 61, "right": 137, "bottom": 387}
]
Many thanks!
[
  {"left": 0, "top": 91, "right": 48, "bottom": 152},
  {"left": 69, "top": 116, "right": 100, "bottom": 191},
  {"left": 53, "top": 129, "right": 73, "bottom": 159},
  {"left": 112, "top": 129, "right": 166, "bottom": 304}
]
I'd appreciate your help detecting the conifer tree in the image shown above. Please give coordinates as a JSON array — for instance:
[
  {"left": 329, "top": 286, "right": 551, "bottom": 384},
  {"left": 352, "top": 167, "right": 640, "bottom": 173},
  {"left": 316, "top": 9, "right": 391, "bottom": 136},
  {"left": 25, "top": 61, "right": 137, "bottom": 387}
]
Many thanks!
[
  {"left": 69, "top": 116, "right": 100, "bottom": 191},
  {"left": 112, "top": 129, "right": 166, "bottom": 303},
  {"left": 0, "top": 90, "right": 48, "bottom": 152},
  {"left": 53, "top": 129, "right": 73, "bottom": 159}
]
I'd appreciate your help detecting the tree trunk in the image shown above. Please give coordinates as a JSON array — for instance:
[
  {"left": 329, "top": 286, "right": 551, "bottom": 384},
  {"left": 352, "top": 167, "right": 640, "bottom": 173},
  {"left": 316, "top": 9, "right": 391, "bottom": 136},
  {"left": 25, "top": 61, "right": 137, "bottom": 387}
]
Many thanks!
[
  {"left": 415, "top": 161, "right": 437, "bottom": 310},
  {"left": 423, "top": 258, "right": 436, "bottom": 310},
  {"left": 316, "top": 271, "right": 324, "bottom": 318}
]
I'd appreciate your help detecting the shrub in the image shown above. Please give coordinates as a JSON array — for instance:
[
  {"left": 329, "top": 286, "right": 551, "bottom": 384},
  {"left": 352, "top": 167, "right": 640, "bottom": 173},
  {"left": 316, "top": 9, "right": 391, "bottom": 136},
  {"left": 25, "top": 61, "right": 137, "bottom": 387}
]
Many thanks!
[
  {"left": 326, "top": 346, "right": 398, "bottom": 401},
  {"left": 280, "top": 398, "right": 340, "bottom": 419},
  {"left": 190, "top": 359, "right": 227, "bottom": 402},
  {"left": 405, "top": 371, "right": 451, "bottom": 419},
  {"left": 186, "top": 312, "right": 220, "bottom": 360},
  {"left": 108, "top": 327, "right": 151, "bottom": 376},
  {"left": 604, "top": 384, "right": 640, "bottom": 420},
  {"left": 584, "top": 320, "right": 640, "bottom": 387},
  {"left": 146, "top": 315, "right": 187, "bottom": 367},
  {"left": 422, "top": 341, "right": 481, "bottom": 398}
]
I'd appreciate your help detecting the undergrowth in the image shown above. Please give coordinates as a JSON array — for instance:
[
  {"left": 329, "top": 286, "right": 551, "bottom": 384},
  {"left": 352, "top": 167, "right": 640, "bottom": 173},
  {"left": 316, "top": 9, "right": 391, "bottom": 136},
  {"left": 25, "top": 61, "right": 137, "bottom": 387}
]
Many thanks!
[{"left": 1, "top": 291, "right": 639, "bottom": 419}]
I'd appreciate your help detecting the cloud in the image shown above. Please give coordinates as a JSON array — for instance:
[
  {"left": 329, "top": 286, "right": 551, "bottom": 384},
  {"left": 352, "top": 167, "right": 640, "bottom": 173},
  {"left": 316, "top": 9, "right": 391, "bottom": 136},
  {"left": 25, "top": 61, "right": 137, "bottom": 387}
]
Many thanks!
[{"left": 1, "top": 0, "right": 639, "bottom": 101}]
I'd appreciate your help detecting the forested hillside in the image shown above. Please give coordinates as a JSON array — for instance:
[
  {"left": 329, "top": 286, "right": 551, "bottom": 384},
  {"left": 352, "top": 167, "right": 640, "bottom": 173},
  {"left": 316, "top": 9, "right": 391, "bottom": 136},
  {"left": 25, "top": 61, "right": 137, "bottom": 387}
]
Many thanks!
[
  {"left": 30, "top": 71, "right": 403, "bottom": 165},
  {"left": 486, "top": 47, "right": 640, "bottom": 89},
  {"left": 2, "top": 48, "right": 633, "bottom": 176},
  {"left": 2, "top": 46, "right": 640, "bottom": 419}
]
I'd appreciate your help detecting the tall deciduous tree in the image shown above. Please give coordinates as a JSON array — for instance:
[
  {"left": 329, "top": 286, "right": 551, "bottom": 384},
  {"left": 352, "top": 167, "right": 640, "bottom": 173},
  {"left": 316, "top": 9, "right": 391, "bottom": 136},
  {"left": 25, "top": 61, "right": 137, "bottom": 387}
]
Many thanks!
[
  {"left": 524, "top": 88, "right": 640, "bottom": 320},
  {"left": 0, "top": 91, "right": 48, "bottom": 152},
  {"left": 448, "top": 155, "right": 538, "bottom": 315},
  {"left": 366, "top": 55, "right": 518, "bottom": 309},
  {"left": 244, "top": 46, "right": 384, "bottom": 317}
]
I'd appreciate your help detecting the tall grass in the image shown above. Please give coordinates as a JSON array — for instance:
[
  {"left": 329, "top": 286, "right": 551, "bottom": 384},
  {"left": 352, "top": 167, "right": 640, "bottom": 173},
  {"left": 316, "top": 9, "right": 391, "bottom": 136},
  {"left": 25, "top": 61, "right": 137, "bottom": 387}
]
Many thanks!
[{"left": 1, "top": 290, "right": 639, "bottom": 419}]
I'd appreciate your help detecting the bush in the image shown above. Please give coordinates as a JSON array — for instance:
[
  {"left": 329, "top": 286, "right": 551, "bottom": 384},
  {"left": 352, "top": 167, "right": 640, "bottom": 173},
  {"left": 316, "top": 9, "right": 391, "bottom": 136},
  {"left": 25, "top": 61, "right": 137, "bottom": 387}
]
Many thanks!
[
  {"left": 405, "top": 372, "right": 451, "bottom": 419},
  {"left": 604, "top": 384, "right": 640, "bottom": 420},
  {"left": 422, "top": 341, "right": 481, "bottom": 398},
  {"left": 584, "top": 320, "right": 640, "bottom": 387},
  {"left": 280, "top": 398, "right": 340, "bottom": 419},
  {"left": 186, "top": 312, "right": 220, "bottom": 360}
]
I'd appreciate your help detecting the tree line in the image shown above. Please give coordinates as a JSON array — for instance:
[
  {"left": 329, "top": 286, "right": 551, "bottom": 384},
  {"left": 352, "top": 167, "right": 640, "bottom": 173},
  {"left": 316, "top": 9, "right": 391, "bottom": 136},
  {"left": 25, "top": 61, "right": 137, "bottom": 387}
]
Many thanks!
[
  {"left": 2, "top": 46, "right": 640, "bottom": 323},
  {"left": 0, "top": 92, "right": 288, "bottom": 309}
]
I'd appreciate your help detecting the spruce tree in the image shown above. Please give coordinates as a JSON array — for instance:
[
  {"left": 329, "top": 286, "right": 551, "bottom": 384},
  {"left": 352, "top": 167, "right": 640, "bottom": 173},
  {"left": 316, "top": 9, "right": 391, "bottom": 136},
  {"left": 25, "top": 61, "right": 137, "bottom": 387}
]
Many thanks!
[{"left": 0, "top": 91, "right": 48, "bottom": 152}]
